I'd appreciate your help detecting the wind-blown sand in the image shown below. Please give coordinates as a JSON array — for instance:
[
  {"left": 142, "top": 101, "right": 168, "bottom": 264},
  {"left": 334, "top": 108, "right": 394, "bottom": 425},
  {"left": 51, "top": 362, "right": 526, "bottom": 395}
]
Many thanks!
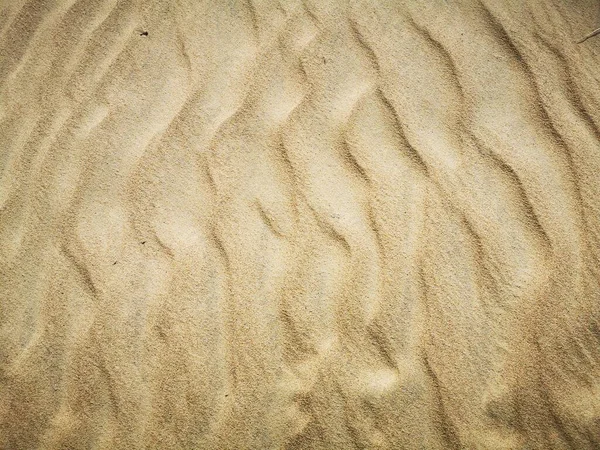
[{"left": 1, "top": 0, "right": 600, "bottom": 448}]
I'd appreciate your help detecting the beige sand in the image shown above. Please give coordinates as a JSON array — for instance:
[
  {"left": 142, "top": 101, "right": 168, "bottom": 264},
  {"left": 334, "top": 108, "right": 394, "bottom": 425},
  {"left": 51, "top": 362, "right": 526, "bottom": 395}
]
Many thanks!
[{"left": 1, "top": 0, "right": 600, "bottom": 448}]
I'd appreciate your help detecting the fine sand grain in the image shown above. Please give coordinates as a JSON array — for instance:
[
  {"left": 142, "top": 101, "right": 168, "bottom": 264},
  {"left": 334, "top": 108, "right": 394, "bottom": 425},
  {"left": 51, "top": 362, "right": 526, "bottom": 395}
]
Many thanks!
[{"left": 1, "top": 0, "right": 600, "bottom": 448}]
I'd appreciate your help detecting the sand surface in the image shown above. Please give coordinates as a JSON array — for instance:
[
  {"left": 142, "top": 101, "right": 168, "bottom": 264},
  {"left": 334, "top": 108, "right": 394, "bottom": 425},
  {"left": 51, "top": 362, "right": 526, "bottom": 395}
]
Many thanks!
[{"left": 1, "top": 0, "right": 600, "bottom": 448}]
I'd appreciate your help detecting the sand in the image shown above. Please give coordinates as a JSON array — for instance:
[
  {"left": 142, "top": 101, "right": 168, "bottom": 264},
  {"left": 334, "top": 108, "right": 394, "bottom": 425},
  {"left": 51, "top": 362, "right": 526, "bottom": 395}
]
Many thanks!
[{"left": 1, "top": 0, "right": 600, "bottom": 448}]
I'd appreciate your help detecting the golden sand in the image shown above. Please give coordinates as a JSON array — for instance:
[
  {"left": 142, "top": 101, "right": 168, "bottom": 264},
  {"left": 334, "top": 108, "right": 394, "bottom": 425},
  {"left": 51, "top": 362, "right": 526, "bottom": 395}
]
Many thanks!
[{"left": 1, "top": 1, "right": 600, "bottom": 448}]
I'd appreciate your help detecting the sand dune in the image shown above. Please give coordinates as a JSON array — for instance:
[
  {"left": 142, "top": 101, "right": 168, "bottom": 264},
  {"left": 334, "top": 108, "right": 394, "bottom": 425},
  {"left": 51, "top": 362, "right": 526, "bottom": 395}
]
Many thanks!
[{"left": 1, "top": 0, "right": 600, "bottom": 448}]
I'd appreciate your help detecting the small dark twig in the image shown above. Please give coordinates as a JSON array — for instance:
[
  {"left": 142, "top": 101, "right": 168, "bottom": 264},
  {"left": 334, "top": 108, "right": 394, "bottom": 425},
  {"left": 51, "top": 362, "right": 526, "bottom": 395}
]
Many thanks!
[{"left": 577, "top": 27, "right": 600, "bottom": 44}]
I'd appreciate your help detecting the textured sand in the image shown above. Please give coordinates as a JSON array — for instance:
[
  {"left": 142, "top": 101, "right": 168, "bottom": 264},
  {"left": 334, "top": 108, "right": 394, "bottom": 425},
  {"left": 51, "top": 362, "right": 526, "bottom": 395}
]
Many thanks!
[{"left": 1, "top": 0, "right": 600, "bottom": 448}]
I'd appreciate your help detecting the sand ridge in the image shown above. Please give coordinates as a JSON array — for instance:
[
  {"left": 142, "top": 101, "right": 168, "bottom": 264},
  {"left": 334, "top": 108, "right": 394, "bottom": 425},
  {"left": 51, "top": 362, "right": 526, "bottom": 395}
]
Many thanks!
[{"left": 1, "top": 0, "right": 600, "bottom": 448}]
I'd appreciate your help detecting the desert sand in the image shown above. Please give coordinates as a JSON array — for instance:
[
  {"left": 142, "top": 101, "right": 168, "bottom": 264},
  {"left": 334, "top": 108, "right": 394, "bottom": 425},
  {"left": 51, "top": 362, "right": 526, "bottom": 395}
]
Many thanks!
[{"left": 1, "top": 0, "right": 600, "bottom": 448}]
